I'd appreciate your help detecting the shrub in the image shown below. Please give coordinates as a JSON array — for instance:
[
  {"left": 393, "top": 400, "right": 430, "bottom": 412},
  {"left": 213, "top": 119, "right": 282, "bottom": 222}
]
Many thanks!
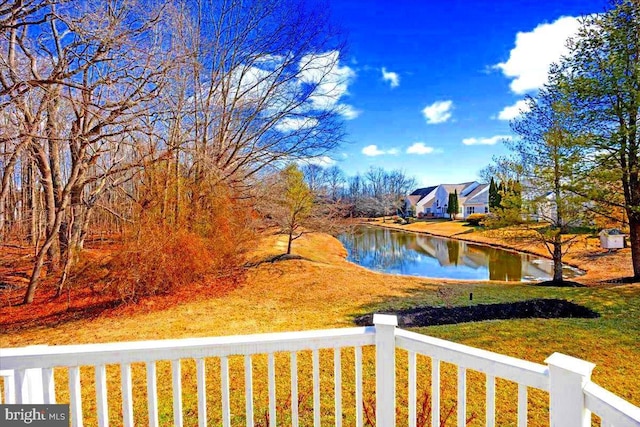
[
  {"left": 106, "top": 229, "right": 215, "bottom": 302},
  {"left": 466, "top": 213, "right": 487, "bottom": 226}
]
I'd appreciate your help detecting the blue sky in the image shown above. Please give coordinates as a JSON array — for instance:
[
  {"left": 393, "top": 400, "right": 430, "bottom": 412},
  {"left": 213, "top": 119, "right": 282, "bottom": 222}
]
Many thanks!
[{"left": 319, "top": 0, "right": 606, "bottom": 187}]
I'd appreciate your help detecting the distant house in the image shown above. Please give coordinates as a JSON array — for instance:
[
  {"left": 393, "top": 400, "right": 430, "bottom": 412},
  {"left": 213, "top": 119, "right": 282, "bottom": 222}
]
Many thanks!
[
  {"left": 523, "top": 188, "right": 592, "bottom": 226},
  {"left": 460, "top": 183, "right": 490, "bottom": 217},
  {"left": 403, "top": 186, "right": 437, "bottom": 217},
  {"left": 432, "top": 182, "right": 479, "bottom": 219},
  {"left": 408, "top": 181, "right": 490, "bottom": 219}
]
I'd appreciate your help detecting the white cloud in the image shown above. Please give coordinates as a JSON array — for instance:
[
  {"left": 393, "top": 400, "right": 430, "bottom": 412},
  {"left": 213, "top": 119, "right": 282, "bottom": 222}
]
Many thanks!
[
  {"left": 462, "top": 135, "right": 512, "bottom": 146},
  {"left": 299, "top": 51, "right": 356, "bottom": 111},
  {"left": 338, "top": 104, "right": 361, "bottom": 120},
  {"left": 302, "top": 156, "right": 336, "bottom": 167},
  {"left": 275, "top": 117, "right": 319, "bottom": 132},
  {"left": 381, "top": 67, "right": 400, "bottom": 88},
  {"left": 406, "top": 142, "right": 435, "bottom": 155},
  {"left": 362, "top": 145, "right": 385, "bottom": 156},
  {"left": 497, "top": 99, "right": 531, "bottom": 120},
  {"left": 422, "top": 100, "right": 453, "bottom": 124},
  {"left": 362, "top": 144, "right": 398, "bottom": 156},
  {"left": 495, "top": 16, "right": 580, "bottom": 94}
]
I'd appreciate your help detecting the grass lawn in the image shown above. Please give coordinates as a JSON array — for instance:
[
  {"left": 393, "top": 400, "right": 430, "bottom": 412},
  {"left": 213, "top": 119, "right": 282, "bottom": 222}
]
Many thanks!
[{"left": 1, "top": 228, "right": 639, "bottom": 426}]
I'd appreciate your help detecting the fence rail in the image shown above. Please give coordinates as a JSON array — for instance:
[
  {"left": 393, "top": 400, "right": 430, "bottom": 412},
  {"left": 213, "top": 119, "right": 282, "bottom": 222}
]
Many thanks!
[
  {"left": 584, "top": 382, "right": 640, "bottom": 427},
  {"left": 1, "top": 315, "right": 639, "bottom": 427}
]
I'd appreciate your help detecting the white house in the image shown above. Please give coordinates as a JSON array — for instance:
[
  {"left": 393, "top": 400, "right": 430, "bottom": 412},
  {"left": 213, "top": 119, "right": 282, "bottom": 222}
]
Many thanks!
[
  {"left": 414, "top": 186, "right": 439, "bottom": 217},
  {"left": 404, "top": 186, "right": 438, "bottom": 217},
  {"left": 408, "top": 181, "right": 491, "bottom": 219},
  {"left": 460, "top": 183, "right": 490, "bottom": 217},
  {"left": 431, "top": 181, "right": 479, "bottom": 219}
]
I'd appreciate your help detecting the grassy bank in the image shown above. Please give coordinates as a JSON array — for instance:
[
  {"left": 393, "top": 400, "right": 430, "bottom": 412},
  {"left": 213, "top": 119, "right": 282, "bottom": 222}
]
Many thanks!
[{"left": 1, "top": 229, "right": 639, "bottom": 425}]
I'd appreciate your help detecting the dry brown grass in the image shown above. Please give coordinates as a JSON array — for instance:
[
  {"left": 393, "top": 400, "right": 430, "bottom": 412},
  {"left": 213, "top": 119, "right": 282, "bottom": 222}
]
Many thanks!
[
  {"left": 1, "top": 232, "right": 433, "bottom": 347},
  {"left": 2, "top": 226, "right": 639, "bottom": 426}
]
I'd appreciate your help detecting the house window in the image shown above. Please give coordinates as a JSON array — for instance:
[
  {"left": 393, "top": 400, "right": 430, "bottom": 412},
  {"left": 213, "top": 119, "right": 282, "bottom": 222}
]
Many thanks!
[
  {"left": 426, "top": 208, "right": 431, "bottom": 214},
  {"left": 466, "top": 206, "right": 475, "bottom": 215},
  {"left": 485, "top": 207, "right": 489, "bottom": 213}
]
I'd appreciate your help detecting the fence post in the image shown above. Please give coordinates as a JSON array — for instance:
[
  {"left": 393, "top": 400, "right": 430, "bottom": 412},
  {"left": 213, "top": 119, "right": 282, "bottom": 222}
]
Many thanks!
[
  {"left": 12, "top": 346, "right": 49, "bottom": 404},
  {"left": 545, "top": 352, "right": 595, "bottom": 427},
  {"left": 15, "top": 368, "right": 45, "bottom": 404},
  {"left": 374, "top": 314, "right": 397, "bottom": 427}
]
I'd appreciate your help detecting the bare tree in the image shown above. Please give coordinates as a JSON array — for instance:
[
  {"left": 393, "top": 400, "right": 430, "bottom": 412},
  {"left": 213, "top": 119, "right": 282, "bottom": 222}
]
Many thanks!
[
  {"left": 180, "top": 0, "right": 349, "bottom": 190},
  {"left": 362, "top": 167, "right": 416, "bottom": 219},
  {"left": 258, "top": 164, "right": 346, "bottom": 255},
  {"left": 1, "top": 0, "right": 351, "bottom": 304},
  {"left": 0, "top": 0, "right": 171, "bottom": 303}
]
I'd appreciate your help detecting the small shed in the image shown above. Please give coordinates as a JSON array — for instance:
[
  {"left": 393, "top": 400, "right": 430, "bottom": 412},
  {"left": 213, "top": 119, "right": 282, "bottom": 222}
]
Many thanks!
[{"left": 599, "top": 229, "right": 625, "bottom": 249}]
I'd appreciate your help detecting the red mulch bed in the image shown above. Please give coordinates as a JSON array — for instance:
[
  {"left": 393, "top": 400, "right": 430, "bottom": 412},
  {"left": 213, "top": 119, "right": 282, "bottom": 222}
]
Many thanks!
[{"left": 0, "top": 241, "right": 243, "bottom": 334}]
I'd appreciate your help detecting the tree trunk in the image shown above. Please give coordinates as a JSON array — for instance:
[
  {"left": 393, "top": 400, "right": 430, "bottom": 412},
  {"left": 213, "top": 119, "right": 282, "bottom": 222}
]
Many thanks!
[
  {"left": 552, "top": 236, "right": 563, "bottom": 283},
  {"left": 24, "top": 157, "right": 37, "bottom": 245},
  {"left": 78, "top": 205, "right": 94, "bottom": 249},
  {"left": 31, "top": 144, "right": 60, "bottom": 271},
  {"left": 24, "top": 208, "right": 65, "bottom": 304},
  {"left": 174, "top": 147, "right": 180, "bottom": 228},
  {"left": 627, "top": 212, "right": 640, "bottom": 279},
  {"left": 0, "top": 141, "right": 30, "bottom": 237},
  {"left": 287, "top": 230, "right": 293, "bottom": 255},
  {"left": 69, "top": 185, "right": 84, "bottom": 251}
]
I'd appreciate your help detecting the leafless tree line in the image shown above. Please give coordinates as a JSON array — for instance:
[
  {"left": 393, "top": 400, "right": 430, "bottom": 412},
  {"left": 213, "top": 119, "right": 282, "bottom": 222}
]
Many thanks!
[
  {"left": 301, "top": 164, "right": 416, "bottom": 218},
  {"left": 0, "top": 0, "right": 349, "bottom": 303}
]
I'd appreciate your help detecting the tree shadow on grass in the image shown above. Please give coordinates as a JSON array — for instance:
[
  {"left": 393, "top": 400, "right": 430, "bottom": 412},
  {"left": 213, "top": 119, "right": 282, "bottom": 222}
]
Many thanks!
[
  {"left": 1, "top": 299, "right": 122, "bottom": 333},
  {"left": 244, "top": 253, "right": 308, "bottom": 268},
  {"left": 603, "top": 276, "right": 640, "bottom": 285}
]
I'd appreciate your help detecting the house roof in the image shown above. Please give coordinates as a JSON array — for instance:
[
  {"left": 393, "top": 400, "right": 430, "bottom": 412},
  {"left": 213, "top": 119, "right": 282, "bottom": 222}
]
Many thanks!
[
  {"left": 441, "top": 182, "right": 476, "bottom": 194},
  {"left": 416, "top": 187, "right": 439, "bottom": 208},
  {"left": 407, "top": 186, "right": 438, "bottom": 206},
  {"left": 406, "top": 195, "right": 423, "bottom": 206},
  {"left": 463, "top": 184, "right": 489, "bottom": 204},
  {"left": 410, "top": 186, "right": 438, "bottom": 197},
  {"left": 441, "top": 182, "right": 475, "bottom": 205}
]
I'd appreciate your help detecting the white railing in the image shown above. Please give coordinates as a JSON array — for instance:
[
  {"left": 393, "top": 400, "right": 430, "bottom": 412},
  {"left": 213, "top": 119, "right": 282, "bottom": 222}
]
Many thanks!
[
  {"left": 1, "top": 314, "right": 639, "bottom": 427},
  {"left": 0, "top": 370, "right": 15, "bottom": 404}
]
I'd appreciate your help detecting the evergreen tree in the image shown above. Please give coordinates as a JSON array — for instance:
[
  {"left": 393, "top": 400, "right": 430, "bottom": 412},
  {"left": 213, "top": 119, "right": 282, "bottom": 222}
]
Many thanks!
[
  {"left": 489, "top": 177, "right": 499, "bottom": 209},
  {"left": 558, "top": 0, "right": 640, "bottom": 278},
  {"left": 447, "top": 190, "right": 459, "bottom": 220}
]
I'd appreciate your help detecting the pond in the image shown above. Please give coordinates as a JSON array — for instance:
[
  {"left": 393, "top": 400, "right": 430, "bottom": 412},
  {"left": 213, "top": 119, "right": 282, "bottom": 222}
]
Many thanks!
[{"left": 337, "top": 226, "right": 582, "bottom": 281}]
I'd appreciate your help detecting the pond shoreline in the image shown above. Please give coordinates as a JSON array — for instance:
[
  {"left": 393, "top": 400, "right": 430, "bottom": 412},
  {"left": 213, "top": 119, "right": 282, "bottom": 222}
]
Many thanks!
[
  {"left": 357, "top": 219, "right": 628, "bottom": 285},
  {"left": 361, "top": 221, "right": 584, "bottom": 270},
  {"left": 342, "top": 222, "right": 582, "bottom": 282}
]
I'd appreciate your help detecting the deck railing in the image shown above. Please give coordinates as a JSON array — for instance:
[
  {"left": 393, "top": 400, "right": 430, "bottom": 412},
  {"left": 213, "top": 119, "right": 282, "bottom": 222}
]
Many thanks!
[{"left": 1, "top": 314, "right": 639, "bottom": 427}]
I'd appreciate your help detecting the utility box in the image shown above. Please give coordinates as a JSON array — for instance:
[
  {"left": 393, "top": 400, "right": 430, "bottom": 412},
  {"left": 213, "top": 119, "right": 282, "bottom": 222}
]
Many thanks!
[{"left": 599, "top": 229, "right": 625, "bottom": 249}]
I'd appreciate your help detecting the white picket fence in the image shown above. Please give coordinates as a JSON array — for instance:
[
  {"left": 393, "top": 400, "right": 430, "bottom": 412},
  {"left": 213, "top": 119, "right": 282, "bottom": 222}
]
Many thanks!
[{"left": 1, "top": 314, "right": 639, "bottom": 427}]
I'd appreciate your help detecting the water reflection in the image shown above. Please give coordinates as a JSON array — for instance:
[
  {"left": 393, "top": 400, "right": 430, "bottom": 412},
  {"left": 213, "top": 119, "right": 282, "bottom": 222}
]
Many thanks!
[{"left": 338, "top": 227, "right": 580, "bottom": 281}]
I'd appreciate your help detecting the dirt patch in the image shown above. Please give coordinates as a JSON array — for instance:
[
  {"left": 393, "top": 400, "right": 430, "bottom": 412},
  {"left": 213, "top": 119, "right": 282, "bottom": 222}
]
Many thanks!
[
  {"left": 354, "top": 299, "right": 600, "bottom": 327},
  {"left": 535, "top": 280, "right": 586, "bottom": 287}
]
